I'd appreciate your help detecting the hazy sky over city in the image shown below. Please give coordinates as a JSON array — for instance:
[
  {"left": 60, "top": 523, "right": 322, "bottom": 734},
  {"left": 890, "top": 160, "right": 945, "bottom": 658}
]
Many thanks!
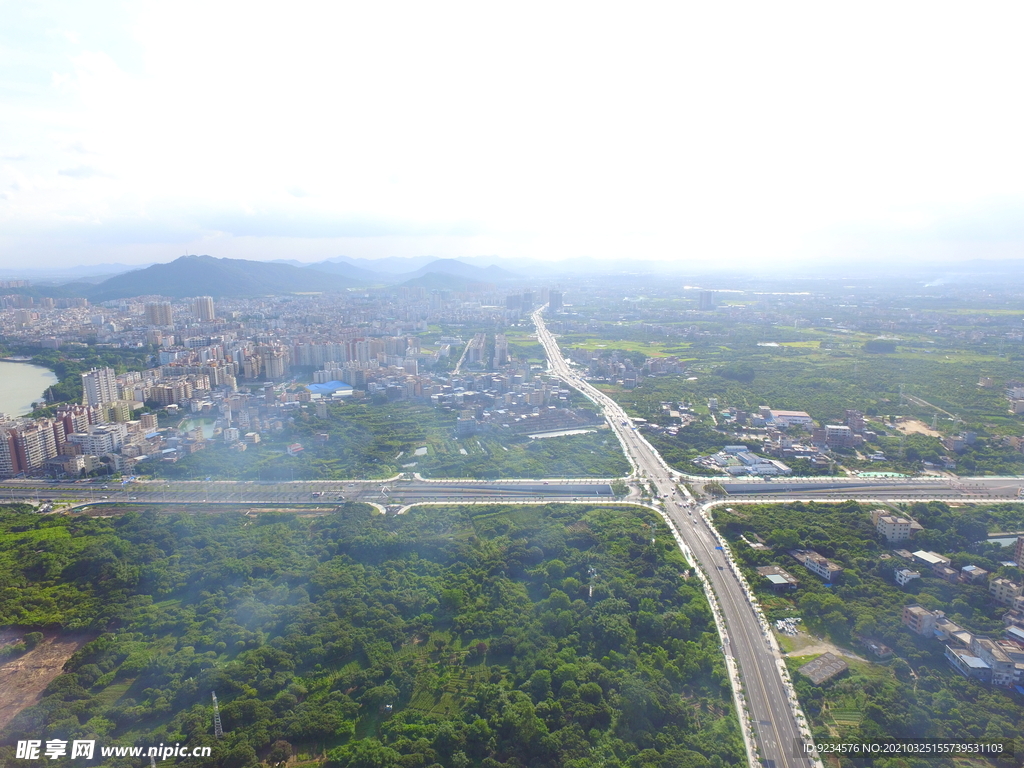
[{"left": 2, "top": 1, "right": 1023, "bottom": 269}]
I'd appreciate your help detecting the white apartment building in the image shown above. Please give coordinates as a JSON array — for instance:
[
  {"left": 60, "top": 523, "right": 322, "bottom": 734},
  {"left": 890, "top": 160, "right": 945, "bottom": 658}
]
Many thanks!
[
  {"left": 66, "top": 424, "right": 127, "bottom": 456},
  {"left": 877, "top": 515, "right": 914, "bottom": 542},
  {"left": 81, "top": 367, "right": 118, "bottom": 407},
  {"left": 895, "top": 568, "right": 921, "bottom": 587},
  {"left": 990, "top": 578, "right": 1023, "bottom": 605}
]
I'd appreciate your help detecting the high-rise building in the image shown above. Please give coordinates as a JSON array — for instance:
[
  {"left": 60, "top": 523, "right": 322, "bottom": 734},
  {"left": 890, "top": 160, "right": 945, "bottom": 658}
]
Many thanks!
[
  {"left": 263, "top": 349, "right": 287, "bottom": 379},
  {"left": 81, "top": 367, "right": 118, "bottom": 407},
  {"left": 102, "top": 401, "right": 133, "bottom": 423},
  {"left": 466, "top": 333, "right": 486, "bottom": 365},
  {"left": 492, "top": 334, "right": 509, "bottom": 367},
  {"left": 13, "top": 421, "right": 58, "bottom": 472},
  {"left": 144, "top": 302, "right": 174, "bottom": 326},
  {"left": 698, "top": 291, "right": 715, "bottom": 311},
  {"left": 0, "top": 430, "right": 19, "bottom": 476},
  {"left": 56, "top": 404, "right": 96, "bottom": 436},
  {"left": 193, "top": 296, "right": 216, "bottom": 322},
  {"left": 549, "top": 290, "right": 563, "bottom": 312}
]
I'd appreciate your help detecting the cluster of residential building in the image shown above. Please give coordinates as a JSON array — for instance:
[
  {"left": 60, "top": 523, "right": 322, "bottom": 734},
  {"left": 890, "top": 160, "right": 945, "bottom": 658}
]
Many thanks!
[
  {"left": 0, "top": 282, "right": 569, "bottom": 359},
  {"left": 0, "top": 399, "right": 159, "bottom": 477},
  {"left": 0, "top": 280, "right": 601, "bottom": 475},
  {"left": 687, "top": 406, "right": 886, "bottom": 476},
  {"left": 0, "top": 359, "right": 254, "bottom": 476},
  {"left": 889, "top": 519, "right": 1024, "bottom": 688},
  {"left": 562, "top": 347, "right": 645, "bottom": 390},
  {"left": 902, "top": 602, "right": 1024, "bottom": 688},
  {"left": 747, "top": 503, "right": 1024, "bottom": 690}
]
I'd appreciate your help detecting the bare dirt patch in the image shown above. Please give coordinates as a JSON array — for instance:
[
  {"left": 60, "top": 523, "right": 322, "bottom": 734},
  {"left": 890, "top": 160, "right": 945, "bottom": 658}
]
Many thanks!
[
  {"left": 893, "top": 418, "right": 941, "bottom": 438},
  {"left": 778, "top": 630, "right": 867, "bottom": 662},
  {"left": 0, "top": 630, "right": 92, "bottom": 731}
]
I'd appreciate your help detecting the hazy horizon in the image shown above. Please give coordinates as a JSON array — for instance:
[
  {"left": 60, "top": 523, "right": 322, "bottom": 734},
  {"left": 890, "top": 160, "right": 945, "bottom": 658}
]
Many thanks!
[{"left": 2, "top": 2, "right": 1023, "bottom": 270}]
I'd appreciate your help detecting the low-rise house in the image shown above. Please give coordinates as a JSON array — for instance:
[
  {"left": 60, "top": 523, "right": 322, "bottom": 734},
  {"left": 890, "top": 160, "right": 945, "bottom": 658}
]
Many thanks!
[
  {"left": 1004, "top": 625, "right": 1024, "bottom": 646},
  {"left": 990, "top": 578, "right": 1023, "bottom": 606},
  {"left": 860, "top": 639, "right": 894, "bottom": 659},
  {"left": 757, "top": 565, "right": 799, "bottom": 591},
  {"left": 913, "top": 550, "right": 950, "bottom": 568},
  {"left": 960, "top": 565, "right": 989, "bottom": 584},
  {"left": 895, "top": 568, "right": 921, "bottom": 587},
  {"left": 902, "top": 604, "right": 937, "bottom": 636},
  {"left": 790, "top": 549, "right": 843, "bottom": 582},
  {"left": 871, "top": 509, "right": 922, "bottom": 542},
  {"left": 971, "top": 637, "right": 1016, "bottom": 686},
  {"left": 769, "top": 409, "right": 814, "bottom": 428},
  {"left": 935, "top": 615, "right": 972, "bottom": 647},
  {"left": 946, "top": 646, "right": 992, "bottom": 683}
]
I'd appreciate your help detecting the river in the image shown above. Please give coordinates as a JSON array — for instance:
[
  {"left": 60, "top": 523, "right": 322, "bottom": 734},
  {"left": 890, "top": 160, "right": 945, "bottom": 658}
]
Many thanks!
[{"left": 0, "top": 360, "right": 60, "bottom": 417}]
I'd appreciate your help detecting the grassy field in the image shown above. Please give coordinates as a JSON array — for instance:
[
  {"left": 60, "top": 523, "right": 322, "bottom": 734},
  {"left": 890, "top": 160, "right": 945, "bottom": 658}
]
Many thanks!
[{"left": 559, "top": 336, "right": 692, "bottom": 357}]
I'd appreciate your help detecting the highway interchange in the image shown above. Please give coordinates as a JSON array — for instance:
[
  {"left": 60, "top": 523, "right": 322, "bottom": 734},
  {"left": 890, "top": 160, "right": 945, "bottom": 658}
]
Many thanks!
[
  {"left": 6, "top": 307, "right": 1024, "bottom": 767},
  {"left": 532, "top": 309, "right": 815, "bottom": 768}
]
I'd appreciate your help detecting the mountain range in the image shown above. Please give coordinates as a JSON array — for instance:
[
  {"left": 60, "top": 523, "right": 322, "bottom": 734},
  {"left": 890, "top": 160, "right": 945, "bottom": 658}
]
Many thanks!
[
  {"left": 12, "top": 254, "right": 1024, "bottom": 299},
  {"left": 27, "top": 254, "right": 524, "bottom": 300}
]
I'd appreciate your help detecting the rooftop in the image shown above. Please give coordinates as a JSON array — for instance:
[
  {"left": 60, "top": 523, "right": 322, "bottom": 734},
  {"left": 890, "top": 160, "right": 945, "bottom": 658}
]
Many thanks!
[{"left": 798, "top": 652, "right": 849, "bottom": 685}]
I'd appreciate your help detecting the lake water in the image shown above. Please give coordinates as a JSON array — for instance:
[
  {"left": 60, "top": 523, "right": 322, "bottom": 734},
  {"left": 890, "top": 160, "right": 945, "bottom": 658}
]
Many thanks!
[
  {"left": 0, "top": 360, "right": 59, "bottom": 416},
  {"left": 987, "top": 536, "right": 1019, "bottom": 547}
]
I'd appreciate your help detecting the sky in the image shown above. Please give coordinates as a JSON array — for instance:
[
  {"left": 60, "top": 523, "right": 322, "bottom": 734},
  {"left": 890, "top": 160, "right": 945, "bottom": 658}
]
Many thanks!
[{"left": 1, "top": 1, "right": 1023, "bottom": 270}]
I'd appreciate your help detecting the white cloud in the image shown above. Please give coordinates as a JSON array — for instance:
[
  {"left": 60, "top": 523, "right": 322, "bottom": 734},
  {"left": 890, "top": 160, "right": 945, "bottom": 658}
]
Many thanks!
[
  {"left": 57, "top": 165, "right": 111, "bottom": 178},
  {"left": 1, "top": 1, "right": 1023, "bottom": 266}
]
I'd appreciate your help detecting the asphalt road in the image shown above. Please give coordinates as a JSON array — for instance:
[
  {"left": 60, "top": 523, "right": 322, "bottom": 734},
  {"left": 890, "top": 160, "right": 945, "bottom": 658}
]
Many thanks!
[
  {"left": 7, "top": 310, "right": 1024, "bottom": 766},
  {"left": 0, "top": 478, "right": 614, "bottom": 507},
  {"left": 721, "top": 475, "right": 1024, "bottom": 501},
  {"left": 532, "top": 308, "right": 812, "bottom": 768}
]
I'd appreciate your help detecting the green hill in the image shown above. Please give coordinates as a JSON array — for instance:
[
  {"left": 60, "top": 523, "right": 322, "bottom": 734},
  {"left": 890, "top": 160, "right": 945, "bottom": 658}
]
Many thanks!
[{"left": 85, "top": 255, "right": 360, "bottom": 300}]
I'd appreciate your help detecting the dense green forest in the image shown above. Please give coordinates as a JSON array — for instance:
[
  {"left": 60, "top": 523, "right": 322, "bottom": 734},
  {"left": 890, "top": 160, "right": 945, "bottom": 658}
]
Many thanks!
[
  {"left": 151, "top": 403, "right": 629, "bottom": 481},
  {"left": 0, "top": 503, "right": 742, "bottom": 768},
  {"left": 713, "top": 501, "right": 1024, "bottom": 766}
]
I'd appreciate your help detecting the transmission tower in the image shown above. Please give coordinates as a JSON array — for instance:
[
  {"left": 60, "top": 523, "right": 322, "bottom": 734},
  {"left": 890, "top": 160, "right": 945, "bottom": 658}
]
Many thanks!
[
  {"left": 150, "top": 757, "right": 157, "bottom": 768},
  {"left": 212, "top": 692, "right": 224, "bottom": 738}
]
